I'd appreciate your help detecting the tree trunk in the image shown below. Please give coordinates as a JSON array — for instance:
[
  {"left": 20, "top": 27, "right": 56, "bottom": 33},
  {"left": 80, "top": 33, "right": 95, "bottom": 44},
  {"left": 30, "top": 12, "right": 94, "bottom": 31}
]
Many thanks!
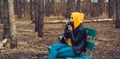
[
  {"left": 104, "top": 1, "right": 108, "bottom": 17},
  {"left": 17, "top": 0, "right": 22, "bottom": 19},
  {"left": 60, "top": 0, "right": 66, "bottom": 17},
  {"left": 98, "top": 0, "right": 104, "bottom": 16},
  {"left": 108, "top": 0, "right": 115, "bottom": 18},
  {"left": 76, "top": 0, "right": 80, "bottom": 12},
  {"left": 3, "top": 0, "right": 10, "bottom": 39},
  {"left": 21, "top": 0, "right": 25, "bottom": 18},
  {"left": 13, "top": 0, "right": 17, "bottom": 16},
  {"left": 45, "top": 0, "right": 51, "bottom": 17},
  {"left": 90, "top": 1, "right": 99, "bottom": 17},
  {"left": 38, "top": 0, "right": 44, "bottom": 37},
  {"left": 116, "top": 0, "right": 120, "bottom": 28},
  {"left": 66, "top": 0, "right": 76, "bottom": 19},
  {"left": 51, "top": 0, "right": 56, "bottom": 15},
  {"left": 30, "top": 0, "right": 35, "bottom": 22},
  {"left": 34, "top": 0, "right": 39, "bottom": 32},
  {"left": 0, "top": 0, "right": 3, "bottom": 23},
  {"left": 8, "top": 0, "right": 17, "bottom": 48},
  {"left": 34, "top": 0, "right": 44, "bottom": 37},
  {"left": 108, "top": 0, "right": 114, "bottom": 18}
]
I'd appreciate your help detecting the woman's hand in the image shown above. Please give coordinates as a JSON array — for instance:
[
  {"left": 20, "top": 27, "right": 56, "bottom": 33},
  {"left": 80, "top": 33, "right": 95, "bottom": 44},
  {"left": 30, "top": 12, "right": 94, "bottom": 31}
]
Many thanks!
[{"left": 67, "top": 25, "right": 73, "bottom": 32}]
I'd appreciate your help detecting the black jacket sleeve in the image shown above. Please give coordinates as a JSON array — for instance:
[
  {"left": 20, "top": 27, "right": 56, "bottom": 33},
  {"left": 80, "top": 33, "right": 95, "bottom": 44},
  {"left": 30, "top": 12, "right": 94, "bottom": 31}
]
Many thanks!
[
  {"left": 73, "top": 30, "right": 86, "bottom": 43},
  {"left": 71, "top": 24, "right": 87, "bottom": 55}
]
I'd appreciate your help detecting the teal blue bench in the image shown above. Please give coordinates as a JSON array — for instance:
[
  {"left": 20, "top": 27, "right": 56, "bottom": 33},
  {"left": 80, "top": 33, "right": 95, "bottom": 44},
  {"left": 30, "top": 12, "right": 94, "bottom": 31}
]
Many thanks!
[{"left": 48, "top": 28, "right": 97, "bottom": 59}]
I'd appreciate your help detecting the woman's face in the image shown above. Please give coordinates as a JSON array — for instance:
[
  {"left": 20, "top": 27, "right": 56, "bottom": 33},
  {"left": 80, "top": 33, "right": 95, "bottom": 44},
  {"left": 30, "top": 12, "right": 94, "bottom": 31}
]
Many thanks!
[
  {"left": 67, "top": 25, "right": 73, "bottom": 31},
  {"left": 70, "top": 15, "right": 73, "bottom": 22}
]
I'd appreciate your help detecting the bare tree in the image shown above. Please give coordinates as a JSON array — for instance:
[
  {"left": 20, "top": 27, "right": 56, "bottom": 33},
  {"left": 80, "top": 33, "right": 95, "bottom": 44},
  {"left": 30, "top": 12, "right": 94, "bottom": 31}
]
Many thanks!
[
  {"left": 34, "top": 0, "right": 39, "bottom": 32},
  {"left": 17, "top": 0, "right": 22, "bottom": 19},
  {"left": 21, "top": 0, "right": 25, "bottom": 18},
  {"left": 8, "top": 0, "right": 17, "bottom": 48},
  {"left": 51, "top": 0, "right": 56, "bottom": 15},
  {"left": 116, "top": 0, "right": 120, "bottom": 28},
  {"left": 30, "top": 0, "right": 35, "bottom": 23},
  {"left": 59, "top": 0, "right": 66, "bottom": 16},
  {"left": 13, "top": 0, "right": 18, "bottom": 16},
  {"left": 45, "top": 0, "right": 51, "bottom": 17},
  {"left": 0, "top": 0, "right": 3, "bottom": 23},
  {"left": 66, "top": 0, "right": 76, "bottom": 19},
  {"left": 3, "top": 0, "right": 10, "bottom": 39},
  {"left": 34, "top": 0, "right": 44, "bottom": 37},
  {"left": 108, "top": 0, "right": 115, "bottom": 18},
  {"left": 82, "top": 0, "right": 91, "bottom": 17},
  {"left": 38, "top": 0, "right": 44, "bottom": 37},
  {"left": 76, "top": 0, "right": 81, "bottom": 12},
  {"left": 98, "top": 0, "right": 104, "bottom": 16},
  {"left": 90, "top": 0, "right": 99, "bottom": 17}
]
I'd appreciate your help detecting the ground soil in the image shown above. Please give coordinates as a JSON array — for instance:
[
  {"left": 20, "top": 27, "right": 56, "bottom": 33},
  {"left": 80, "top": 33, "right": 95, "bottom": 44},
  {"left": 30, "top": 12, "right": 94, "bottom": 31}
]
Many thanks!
[{"left": 0, "top": 16, "right": 120, "bottom": 59}]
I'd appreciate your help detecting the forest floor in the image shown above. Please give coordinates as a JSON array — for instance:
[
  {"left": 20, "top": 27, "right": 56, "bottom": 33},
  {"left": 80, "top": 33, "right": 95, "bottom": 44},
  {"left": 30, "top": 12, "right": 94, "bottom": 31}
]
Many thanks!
[{"left": 0, "top": 16, "right": 120, "bottom": 59}]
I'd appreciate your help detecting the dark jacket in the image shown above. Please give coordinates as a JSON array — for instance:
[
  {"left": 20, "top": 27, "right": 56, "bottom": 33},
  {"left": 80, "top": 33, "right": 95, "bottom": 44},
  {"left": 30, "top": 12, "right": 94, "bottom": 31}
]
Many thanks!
[
  {"left": 72, "top": 24, "right": 87, "bottom": 56},
  {"left": 63, "top": 23, "right": 87, "bottom": 56}
]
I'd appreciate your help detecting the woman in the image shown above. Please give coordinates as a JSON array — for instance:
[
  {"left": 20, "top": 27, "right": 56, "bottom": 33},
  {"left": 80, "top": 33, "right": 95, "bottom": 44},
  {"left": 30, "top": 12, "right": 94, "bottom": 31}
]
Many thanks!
[{"left": 48, "top": 12, "right": 87, "bottom": 59}]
